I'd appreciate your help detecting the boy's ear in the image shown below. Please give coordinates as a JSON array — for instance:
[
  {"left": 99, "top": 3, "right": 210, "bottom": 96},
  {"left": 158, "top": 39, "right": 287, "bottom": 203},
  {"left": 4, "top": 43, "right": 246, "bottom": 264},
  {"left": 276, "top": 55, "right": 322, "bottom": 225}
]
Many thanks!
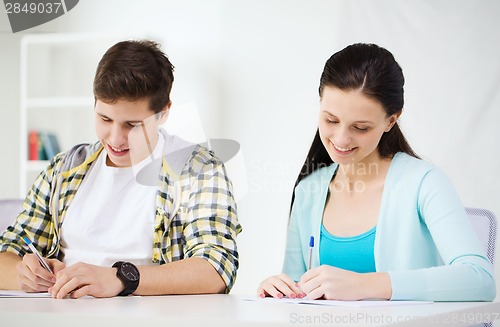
[{"left": 157, "top": 102, "right": 171, "bottom": 124}]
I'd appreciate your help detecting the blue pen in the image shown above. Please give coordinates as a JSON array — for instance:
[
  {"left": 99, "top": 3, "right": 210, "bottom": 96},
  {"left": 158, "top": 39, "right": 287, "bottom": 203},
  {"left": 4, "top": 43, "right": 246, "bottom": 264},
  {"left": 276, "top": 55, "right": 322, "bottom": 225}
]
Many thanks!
[
  {"left": 308, "top": 236, "right": 314, "bottom": 270},
  {"left": 23, "top": 236, "right": 53, "bottom": 274}
]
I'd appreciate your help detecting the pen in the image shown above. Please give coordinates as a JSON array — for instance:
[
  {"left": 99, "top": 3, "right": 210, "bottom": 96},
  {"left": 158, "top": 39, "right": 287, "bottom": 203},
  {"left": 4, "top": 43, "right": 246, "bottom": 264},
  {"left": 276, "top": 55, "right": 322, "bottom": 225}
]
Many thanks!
[
  {"left": 308, "top": 236, "right": 314, "bottom": 270},
  {"left": 23, "top": 236, "right": 53, "bottom": 274}
]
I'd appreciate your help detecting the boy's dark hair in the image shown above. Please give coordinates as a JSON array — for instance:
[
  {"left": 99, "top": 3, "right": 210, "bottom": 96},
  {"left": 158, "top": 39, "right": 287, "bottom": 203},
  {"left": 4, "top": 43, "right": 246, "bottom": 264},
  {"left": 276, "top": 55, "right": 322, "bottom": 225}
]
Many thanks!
[{"left": 93, "top": 40, "right": 175, "bottom": 113}]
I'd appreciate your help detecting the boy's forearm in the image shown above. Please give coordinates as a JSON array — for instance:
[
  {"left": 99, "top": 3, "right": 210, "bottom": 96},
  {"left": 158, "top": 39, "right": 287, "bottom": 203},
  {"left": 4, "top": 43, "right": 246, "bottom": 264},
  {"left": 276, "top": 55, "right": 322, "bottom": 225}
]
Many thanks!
[
  {"left": 135, "top": 257, "right": 226, "bottom": 295},
  {"left": 0, "top": 252, "right": 22, "bottom": 290}
]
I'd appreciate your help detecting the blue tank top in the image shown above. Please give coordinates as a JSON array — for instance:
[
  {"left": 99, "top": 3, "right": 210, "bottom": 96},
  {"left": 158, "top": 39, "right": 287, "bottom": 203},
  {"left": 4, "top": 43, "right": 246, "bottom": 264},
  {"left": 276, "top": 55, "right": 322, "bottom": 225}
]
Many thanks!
[{"left": 319, "top": 224, "right": 377, "bottom": 273}]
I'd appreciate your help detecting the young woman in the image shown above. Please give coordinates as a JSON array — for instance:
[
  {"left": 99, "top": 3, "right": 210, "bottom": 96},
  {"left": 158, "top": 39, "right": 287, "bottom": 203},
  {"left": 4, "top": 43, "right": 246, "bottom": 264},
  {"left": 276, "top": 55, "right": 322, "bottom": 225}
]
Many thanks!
[{"left": 257, "top": 43, "right": 495, "bottom": 301}]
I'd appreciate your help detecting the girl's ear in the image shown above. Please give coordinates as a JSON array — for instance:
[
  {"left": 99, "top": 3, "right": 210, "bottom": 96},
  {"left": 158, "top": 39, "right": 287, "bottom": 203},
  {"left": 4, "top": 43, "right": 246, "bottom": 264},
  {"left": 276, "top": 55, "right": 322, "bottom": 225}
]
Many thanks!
[{"left": 385, "top": 112, "right": 402, "bottom": 132}]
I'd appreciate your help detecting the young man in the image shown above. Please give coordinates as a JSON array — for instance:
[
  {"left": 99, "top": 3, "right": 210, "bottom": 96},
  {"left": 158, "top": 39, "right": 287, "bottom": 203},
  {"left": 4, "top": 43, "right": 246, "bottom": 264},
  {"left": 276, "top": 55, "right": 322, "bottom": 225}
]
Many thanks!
[{"left": 0, "top": 40, "right": 241, "bottom": 299}]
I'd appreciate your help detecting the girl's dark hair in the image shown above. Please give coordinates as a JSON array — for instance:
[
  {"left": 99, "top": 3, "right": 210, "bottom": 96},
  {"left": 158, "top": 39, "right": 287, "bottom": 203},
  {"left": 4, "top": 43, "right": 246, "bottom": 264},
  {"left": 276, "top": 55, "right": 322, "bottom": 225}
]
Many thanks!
[
  {"left": 291, "top": 43, "right": 419, "bottom": 212},
  {"left": 93, "top": 40, "right": 175, "bottom": 113}
]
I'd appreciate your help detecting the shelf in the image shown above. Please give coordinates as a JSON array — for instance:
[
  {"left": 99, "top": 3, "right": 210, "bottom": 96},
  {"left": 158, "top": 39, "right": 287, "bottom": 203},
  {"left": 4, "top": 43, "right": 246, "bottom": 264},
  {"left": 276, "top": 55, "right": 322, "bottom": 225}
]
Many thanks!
[
  {"left": 26, "top": 97, "right": 94, "bottom": 108},
  {"left": 19, "top": 33, "right": 114, "bottom": 197}
]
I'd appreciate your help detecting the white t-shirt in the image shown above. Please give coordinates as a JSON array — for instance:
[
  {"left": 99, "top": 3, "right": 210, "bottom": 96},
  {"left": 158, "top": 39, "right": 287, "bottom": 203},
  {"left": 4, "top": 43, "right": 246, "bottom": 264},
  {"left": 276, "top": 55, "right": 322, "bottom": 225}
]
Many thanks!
[{"left": 60, "top": 132, "right": 165, "bottom": 267}]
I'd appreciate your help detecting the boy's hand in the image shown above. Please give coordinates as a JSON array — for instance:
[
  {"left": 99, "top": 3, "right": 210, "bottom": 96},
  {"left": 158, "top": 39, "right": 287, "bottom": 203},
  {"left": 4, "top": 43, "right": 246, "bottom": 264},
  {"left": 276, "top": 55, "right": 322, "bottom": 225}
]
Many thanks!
[
  {"left": 16, "top": 254, "right": 65, "bottom": 292},
  {"left": 49, "top": 262, "right": 124, "bottom": 299}
]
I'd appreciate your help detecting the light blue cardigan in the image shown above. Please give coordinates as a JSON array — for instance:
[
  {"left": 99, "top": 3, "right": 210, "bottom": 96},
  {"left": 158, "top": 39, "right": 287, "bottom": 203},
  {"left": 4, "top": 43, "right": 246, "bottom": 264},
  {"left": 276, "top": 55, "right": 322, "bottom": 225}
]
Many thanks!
[{"left": 283, "top": 152, "right": 496, "bottom": 301}]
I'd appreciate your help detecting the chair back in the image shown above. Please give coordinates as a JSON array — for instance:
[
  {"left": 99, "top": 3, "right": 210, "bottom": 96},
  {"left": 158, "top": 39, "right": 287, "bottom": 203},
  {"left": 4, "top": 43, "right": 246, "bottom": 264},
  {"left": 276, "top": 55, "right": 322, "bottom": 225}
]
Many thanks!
[{"left": 465, "top": 207, "right": 497, "bottom": 265}]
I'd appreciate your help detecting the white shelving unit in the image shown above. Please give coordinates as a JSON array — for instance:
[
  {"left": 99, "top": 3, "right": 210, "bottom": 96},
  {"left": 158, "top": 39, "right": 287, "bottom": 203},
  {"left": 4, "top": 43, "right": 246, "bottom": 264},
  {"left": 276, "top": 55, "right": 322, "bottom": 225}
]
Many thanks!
[{"left": 19, "top": 33, "right": 123, "bottom": 196}]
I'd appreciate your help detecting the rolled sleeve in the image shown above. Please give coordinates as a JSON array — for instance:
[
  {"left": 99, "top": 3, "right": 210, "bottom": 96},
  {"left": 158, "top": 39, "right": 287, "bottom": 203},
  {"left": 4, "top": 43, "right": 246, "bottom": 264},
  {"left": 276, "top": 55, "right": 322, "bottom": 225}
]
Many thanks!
[{"left": 183, "top": 158, "right": 241, "bottom": 293}]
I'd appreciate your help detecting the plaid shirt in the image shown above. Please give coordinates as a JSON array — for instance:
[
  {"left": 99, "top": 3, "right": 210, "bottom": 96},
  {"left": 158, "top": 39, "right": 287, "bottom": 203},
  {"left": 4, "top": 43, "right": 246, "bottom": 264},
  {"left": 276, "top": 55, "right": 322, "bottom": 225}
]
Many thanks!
[{"left": 0, "top": 131, "right": 242, "bottom": 292}]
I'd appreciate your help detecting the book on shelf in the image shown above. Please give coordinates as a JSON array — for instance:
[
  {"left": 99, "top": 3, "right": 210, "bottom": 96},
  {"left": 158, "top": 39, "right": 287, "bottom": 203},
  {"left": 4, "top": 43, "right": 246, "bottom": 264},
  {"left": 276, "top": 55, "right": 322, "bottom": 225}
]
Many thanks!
[
  {"left": 28, "top": 130, "right": 61, "bottom": 161},
  {"left": 28, "top": 130, "right": 39, "bottom": 161}
]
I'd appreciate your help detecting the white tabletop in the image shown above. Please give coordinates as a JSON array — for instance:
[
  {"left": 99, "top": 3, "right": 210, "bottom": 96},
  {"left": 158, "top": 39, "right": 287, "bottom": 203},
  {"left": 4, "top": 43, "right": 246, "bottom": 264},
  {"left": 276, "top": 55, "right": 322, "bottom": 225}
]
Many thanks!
[{"left": 0, "top": 294, "right": 498, "bottom": 326}]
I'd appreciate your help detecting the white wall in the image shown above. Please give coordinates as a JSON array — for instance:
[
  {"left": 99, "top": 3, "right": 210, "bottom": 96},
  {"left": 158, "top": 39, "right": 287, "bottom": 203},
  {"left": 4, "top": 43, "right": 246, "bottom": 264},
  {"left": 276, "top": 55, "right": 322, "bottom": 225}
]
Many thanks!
[
  {"left": 0, "top": 0, "right": 499, "bottom": 299},
  {"left": 0, "top": 34, "right": 21, "bottom": 199}
]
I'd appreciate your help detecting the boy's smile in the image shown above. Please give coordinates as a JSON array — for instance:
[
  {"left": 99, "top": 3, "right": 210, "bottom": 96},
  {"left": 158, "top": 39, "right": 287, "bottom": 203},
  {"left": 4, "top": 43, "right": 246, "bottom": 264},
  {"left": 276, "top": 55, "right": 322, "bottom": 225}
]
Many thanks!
[{"left": 94, "top": 98, "right": 168, "bottom": 168}]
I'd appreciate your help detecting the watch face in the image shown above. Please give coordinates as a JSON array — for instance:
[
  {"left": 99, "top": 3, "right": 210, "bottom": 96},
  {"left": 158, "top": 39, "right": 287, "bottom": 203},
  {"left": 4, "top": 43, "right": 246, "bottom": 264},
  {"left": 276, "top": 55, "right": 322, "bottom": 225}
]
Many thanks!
[{"left": 121, "top": 263, "right": 139, "bottom": 281}]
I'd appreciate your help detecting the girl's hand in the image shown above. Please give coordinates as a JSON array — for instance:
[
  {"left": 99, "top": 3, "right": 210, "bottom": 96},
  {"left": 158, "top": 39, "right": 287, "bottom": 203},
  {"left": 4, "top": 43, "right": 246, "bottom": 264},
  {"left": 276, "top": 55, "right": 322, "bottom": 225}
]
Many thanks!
[
  {"left": 299, "top": 265, "right": 391, "bottom": 300},
  {"left": 257, "top": 273, "right": 305, "bottom": 299}
]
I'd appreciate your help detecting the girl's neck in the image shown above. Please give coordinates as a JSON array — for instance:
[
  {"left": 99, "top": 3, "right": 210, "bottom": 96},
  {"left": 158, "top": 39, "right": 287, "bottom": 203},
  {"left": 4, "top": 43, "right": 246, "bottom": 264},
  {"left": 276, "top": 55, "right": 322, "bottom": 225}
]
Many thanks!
[{"left": 335, "top": 151, "right": 392, "bottom": 184}]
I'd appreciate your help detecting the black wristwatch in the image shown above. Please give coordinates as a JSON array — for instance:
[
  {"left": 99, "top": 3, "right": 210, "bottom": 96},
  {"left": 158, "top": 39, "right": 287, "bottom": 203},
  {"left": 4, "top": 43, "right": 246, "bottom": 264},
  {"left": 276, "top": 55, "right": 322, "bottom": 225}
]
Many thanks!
[{"left": 112, "top": 261, "right": 140, "bottom": 296}]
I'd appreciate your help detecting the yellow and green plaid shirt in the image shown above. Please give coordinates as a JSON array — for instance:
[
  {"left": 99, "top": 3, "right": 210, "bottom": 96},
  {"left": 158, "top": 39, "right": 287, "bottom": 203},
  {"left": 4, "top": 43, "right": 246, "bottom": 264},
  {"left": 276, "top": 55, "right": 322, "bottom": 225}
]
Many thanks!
[{"left": 0, "top": 132, "right": 242, "bottom": 292}]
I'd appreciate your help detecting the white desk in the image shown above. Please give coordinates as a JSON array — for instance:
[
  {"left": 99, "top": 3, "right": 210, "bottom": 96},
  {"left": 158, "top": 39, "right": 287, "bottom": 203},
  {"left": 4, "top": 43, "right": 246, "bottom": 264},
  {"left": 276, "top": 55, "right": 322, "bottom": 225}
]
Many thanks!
[{"left": 0, "top": 294, "right": 498, "bottom": 326}]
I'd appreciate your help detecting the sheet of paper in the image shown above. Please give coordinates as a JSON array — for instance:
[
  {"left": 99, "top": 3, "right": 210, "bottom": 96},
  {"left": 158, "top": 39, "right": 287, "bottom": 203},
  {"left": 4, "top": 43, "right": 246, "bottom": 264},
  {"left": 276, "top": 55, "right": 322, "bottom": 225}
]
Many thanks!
[
  {"left": 241, "top": 296, "right": 433, "bottom": 307},
  {"left": 0, "top": 290, "right": 52, "bottom": 298}
]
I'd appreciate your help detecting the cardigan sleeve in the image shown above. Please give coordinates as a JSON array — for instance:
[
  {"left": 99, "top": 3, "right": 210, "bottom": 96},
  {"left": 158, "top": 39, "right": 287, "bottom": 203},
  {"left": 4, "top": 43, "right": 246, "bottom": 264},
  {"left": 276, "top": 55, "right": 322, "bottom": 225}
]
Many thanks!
[
  {"left": 282, "top": 184, "right": 308, "bottom": 281},
  {"left": 389, "top": 168, "right": 496, "bottom": 301}
]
